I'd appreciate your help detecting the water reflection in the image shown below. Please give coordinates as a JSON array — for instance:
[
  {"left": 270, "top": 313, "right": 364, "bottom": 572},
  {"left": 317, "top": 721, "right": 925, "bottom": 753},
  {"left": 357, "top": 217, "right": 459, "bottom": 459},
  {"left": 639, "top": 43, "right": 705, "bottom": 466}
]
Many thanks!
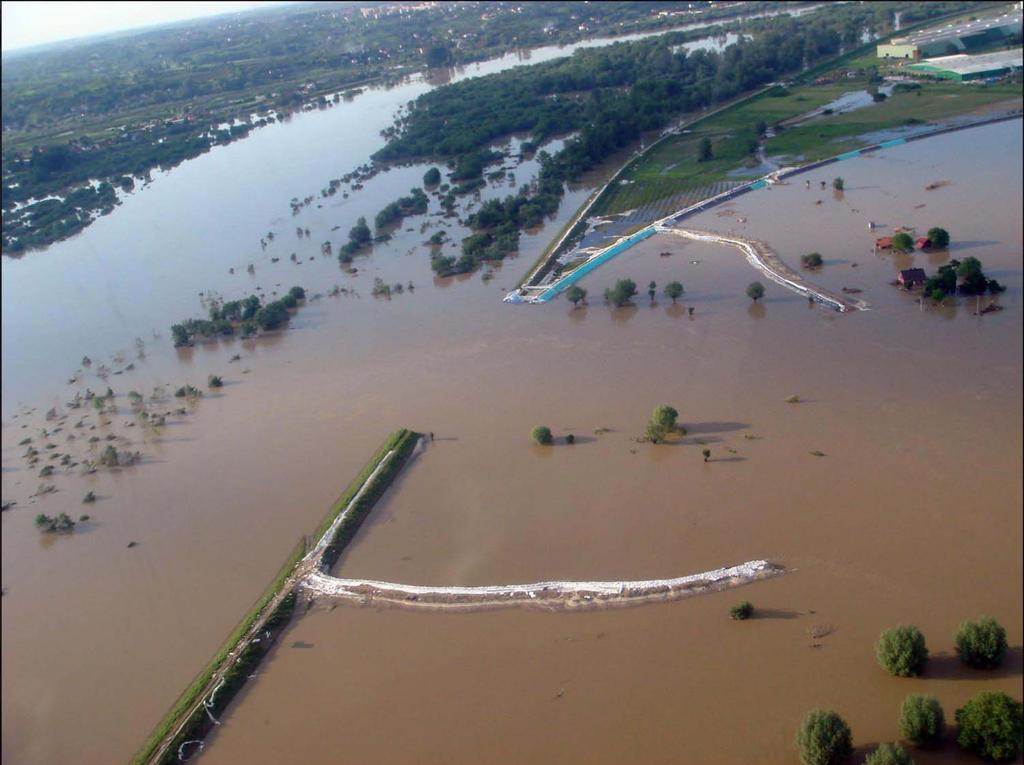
[
  {"left": 609, "top": 305, "right": 638, "bottom": 324},
  {"left": 747, "top": 302, "right": 766, "bottom": 320},
  {"left": 664, "top": 303, "right": 685, "bottom": 319}
]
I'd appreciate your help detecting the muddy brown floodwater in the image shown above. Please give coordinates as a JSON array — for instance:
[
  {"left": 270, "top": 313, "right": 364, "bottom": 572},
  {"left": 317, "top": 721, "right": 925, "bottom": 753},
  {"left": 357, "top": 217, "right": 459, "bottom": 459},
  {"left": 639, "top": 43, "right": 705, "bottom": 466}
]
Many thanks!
[
  {"left": 192, "top": 121, "right": 1021, "bottom": 764},
  {"left": 2, "top": 80, "right": 1020, "bottom": 765}
]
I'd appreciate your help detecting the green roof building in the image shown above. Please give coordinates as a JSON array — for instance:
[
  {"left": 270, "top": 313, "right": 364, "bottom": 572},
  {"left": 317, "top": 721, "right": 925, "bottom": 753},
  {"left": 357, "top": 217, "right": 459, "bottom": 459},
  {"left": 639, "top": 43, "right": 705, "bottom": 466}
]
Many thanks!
[{"left": 906, "top": 50, "right": 1023, "bottom": 81}]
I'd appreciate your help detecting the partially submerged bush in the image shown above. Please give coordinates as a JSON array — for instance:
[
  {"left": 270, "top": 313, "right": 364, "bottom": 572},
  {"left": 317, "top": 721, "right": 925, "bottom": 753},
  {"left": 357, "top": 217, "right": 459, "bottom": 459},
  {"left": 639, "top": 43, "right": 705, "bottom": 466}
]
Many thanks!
[
  {"left": 899, "top": 694, "right": 945, "bottom": 747},
  {"left": 795, "top": 709, "right": 853, "bottom": 765},
  {"left": 730, "top": 601, "right": 754, "bottom": 620},
  {"left": 955, "top": 617, "right": 1008, "bottom": 669},
  {"left": 876, "top": 625, "right": 928, "bottom": 677},
  {"left": 955, "top": 691, "right": 1023, "bottom": 762},
  {"left": 531, "top": 426, "right": 553, "bottom": 446},
  {"left": 801, "top": 253, "right": 824, "bottom": 268},
  {"left": 34, "top": 512, "right": 75, "bottom": 533},
  {"left": 863, "top": 742, "right": 911, "bottom": 765},
  {"left": 208, "top": 375, "right": 224, "bottom": 389}
]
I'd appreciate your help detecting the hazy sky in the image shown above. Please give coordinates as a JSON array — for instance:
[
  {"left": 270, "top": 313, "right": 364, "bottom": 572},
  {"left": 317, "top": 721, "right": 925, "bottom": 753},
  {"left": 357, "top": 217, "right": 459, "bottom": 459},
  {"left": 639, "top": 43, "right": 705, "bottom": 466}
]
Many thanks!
[{"left": 1, "top": 1, "right": 294, "bottom": 52}]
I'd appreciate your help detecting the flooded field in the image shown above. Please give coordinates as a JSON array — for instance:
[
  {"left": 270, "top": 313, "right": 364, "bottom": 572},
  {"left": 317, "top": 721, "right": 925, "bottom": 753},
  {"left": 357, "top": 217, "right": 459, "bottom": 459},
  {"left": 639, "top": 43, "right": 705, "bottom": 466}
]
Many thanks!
[
  {"left": 1, "top": 32, "right": 1020, "bottom": 765},
  {"left": 197, "top": 122, "right": 1021, "bottom": 764}
]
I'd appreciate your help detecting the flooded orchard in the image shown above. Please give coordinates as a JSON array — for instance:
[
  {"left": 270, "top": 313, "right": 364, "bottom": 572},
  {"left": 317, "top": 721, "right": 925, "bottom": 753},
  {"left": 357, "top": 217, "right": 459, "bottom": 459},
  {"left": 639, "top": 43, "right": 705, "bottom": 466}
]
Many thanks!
[{"left": 2, "top": 35, "right": 1021, "bottom": 765}]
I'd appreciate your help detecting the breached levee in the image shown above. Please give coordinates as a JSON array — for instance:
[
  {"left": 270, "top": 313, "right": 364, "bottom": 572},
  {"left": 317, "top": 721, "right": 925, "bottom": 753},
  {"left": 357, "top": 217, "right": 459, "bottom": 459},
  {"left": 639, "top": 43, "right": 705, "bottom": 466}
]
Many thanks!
[
  {"left": 657, "top": 225, "right": 869, "bottom": 312},
  {"left": 301, "top": 560, "right": 784, "bottom": 612}
]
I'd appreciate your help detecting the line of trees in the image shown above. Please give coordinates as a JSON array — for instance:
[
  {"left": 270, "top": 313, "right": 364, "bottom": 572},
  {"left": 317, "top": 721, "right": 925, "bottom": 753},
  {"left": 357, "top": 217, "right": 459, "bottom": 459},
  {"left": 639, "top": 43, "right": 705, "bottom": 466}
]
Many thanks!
[
  {"left": 374, "top": 187, "right": 428, "bottom": 230},
  {"left": 170, "top": 286, "right": 305, "bottom": 346}
]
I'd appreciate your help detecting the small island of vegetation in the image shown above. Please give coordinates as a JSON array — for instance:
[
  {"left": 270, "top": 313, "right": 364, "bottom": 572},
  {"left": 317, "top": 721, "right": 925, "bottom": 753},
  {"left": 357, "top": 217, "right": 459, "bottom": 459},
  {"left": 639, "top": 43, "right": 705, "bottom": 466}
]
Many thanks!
[{"left": 170, "top": 286, "right": 305, "bottom": 346}]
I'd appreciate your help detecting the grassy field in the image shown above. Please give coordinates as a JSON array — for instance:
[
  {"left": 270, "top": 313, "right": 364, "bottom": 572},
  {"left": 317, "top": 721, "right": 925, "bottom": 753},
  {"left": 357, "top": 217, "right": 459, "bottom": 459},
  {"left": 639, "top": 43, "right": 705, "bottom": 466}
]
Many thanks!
[
  {"left": 596, "top": 75, "right": 1022, "bottom": 216},
  {"left": 765, "top": 81, "right": 1023, "bottom": 161}
]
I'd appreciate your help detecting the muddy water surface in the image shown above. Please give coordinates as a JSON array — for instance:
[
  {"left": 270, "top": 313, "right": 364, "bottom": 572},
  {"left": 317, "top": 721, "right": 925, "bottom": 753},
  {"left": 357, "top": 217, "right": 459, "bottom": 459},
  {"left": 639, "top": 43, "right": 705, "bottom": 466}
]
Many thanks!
[
  {"left": 0, "top": 27, "right": 1019, "bottom": 764},
  {"left": 195, "top": 122, "right": 1022, "bottom": 764}
]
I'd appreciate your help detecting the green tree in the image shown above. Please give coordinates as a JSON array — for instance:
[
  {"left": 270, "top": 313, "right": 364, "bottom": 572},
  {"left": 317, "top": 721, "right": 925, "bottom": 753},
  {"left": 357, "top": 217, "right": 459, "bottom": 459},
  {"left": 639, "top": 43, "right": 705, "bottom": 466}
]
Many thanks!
[
  {"left": 955, "top": 617, "right": 1008, "bottom": 669},
  {"left": 832, "top": 177, "right": 844, "bottom": 191},
  {"left": 698, "top": 137, "right": 713, "bottom": 162},
  {"left": 170, "top": 323, "right": 191, "bottom": 347},
  {"left": 702, "top": 448, "right": 711, "bottom": 462},
  {"left": 288, "top": 285, "right": 306, "bottom": 300},
  {"left": 349, "top": 217, "right": 371, "bottom": 246},
  {"left": 648, "top": 280, "right": 657, "bottom": 303},
  {"left": 425, "top": 45, "right": 452, "bottom": 68},
  {"left": 801, "top": 253, "right": 823, "bottom": 267},
  {"left": 863, "top": 743, "right": 911, "bottom": 765},
  {"left": 531, "top": 425, "right": 553, "bottom": 445},
  {"left": 876, "top": 625, "right": 928, "bottom": 677},
  {"left": 730, "top": 601, "right": 753, "bottom": 620},
  {"left": 892, "top": 232, "right": 914, "bottom": 252},
  {"left": 746, "top": 281, "right": 765, "bottom": 302},
  {"left": 664, "top": 281, "right": 684, "bottom": 303},
  {"left": 605, "top": 278, "right": 637, "bottom": 307},
  {"left": 930, "top": 288, "right": 945, "bottom": 303},
  {"left": 423, "top": 167, "right": 442, "bottom": 186},
  {"left": 208, "top": 375, "right": 224, "bottom": 388},
  {"left": 957, "top": 256, "right": 983, "bottom": 280},
  {"left": 926, "top": 227, "right": 949, "bottom": 248},
  {"left": 645, "top": 405, "right": 678, "bottom": 443},
  {"left": 955, "top": 692, "right": 1023, "bottom": 762},
  {"left": 565, "top": 284, "right": 587, "bottom": 307},
  {"left": 899, "top": 694, "right": 945, "bottom": 747},
  {"left": 652, "top": 405, "right": 678, "bottom": 432},
  {"left": 795, "top": 709, "right": 853, "bottom": 765}
]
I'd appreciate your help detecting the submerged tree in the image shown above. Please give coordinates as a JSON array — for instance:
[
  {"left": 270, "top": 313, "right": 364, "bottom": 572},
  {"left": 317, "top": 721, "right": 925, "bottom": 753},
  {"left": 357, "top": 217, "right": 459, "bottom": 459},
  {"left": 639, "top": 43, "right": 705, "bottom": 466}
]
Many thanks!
[
  {"left": 664, "top": 281, "right": 684, "bottom": 303},
  {"left": 604, "top": 279, "right": 637, "bottom": 308},
  {"left": 795, "top": 710, "right": 853, "bottom": 765},
  {"left": 565, "top": 285, "right": 587, "bottom": 307},
  {"left": 926, "top": 227, "right": 950, "bottom": 249},
  {"left": 876, "top": 624, "right": 928, "bottom": 677},
  {"left": 531, "top": 425, "right": 553, "bottom": 445},
  {"left": 891, "top": 232, "right": 914, "bottom": 252},
  {"left": 746, "top": 281, "right": 765, "bottom": 302}
]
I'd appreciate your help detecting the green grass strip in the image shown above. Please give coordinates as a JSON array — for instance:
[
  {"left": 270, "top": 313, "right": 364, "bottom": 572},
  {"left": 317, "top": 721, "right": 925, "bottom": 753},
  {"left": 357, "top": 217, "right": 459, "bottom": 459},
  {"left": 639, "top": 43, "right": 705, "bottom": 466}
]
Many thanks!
[{"left": 129, "top": 538, "right": 305, "bottom": 765}]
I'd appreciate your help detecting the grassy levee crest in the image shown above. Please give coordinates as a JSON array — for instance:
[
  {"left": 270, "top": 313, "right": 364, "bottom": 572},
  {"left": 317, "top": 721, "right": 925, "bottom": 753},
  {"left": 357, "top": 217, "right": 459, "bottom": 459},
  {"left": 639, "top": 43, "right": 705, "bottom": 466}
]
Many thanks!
[{"left": 131, "top": 428, "right": 419, "bottom": 765}]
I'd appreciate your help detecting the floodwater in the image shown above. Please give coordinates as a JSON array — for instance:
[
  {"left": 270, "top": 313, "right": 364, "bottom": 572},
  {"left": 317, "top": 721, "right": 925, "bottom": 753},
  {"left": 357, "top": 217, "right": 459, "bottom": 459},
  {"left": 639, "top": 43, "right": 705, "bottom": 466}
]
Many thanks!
[
  {"left": 1, "top": 25, "right": 1020, "bottom": 765},
  {"left": 198, "top": 121, "right": 1022, "bottom": 764}
]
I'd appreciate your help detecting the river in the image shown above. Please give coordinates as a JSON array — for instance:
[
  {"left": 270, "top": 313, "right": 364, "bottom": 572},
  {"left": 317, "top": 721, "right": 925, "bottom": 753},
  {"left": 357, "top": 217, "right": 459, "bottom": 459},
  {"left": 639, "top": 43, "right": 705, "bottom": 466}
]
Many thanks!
[{"left": 1, "top": 14, "right": 1020, "bottom": 765}]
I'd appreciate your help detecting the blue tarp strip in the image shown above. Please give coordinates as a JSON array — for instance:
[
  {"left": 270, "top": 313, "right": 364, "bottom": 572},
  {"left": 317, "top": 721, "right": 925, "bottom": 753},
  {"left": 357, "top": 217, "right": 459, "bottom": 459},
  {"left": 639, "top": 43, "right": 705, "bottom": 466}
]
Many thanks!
[{"left": 536, "top": 227, "right": 657, "bottom": 301}]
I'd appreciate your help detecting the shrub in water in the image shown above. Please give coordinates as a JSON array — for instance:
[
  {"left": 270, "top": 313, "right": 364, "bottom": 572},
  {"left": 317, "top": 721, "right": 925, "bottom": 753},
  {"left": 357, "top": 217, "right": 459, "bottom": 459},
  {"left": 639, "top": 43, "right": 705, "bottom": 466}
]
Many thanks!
[
  {"left": 955, "top": 691, "right": 1023, "bottom": 762},
  {"left": 899, "top": 694, "right": 945, "bottom": 747},
  {"left": 876, "top": 625, "right": 928, "bottom": 677},
  {"left": 955, "top": 617, "right": 1008, "bottom": 669},
  {"left": 795, "top": 709, "right": 853, "bottom": 765},
  {"left": 863, "top": 743, "right": 911, "bottom": 765},
  {"left": 730, "top": 601, "right": 754, "bottom": 620},
  {"left": 531, "top": 426, "right": 553, "bottom": 446}
]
